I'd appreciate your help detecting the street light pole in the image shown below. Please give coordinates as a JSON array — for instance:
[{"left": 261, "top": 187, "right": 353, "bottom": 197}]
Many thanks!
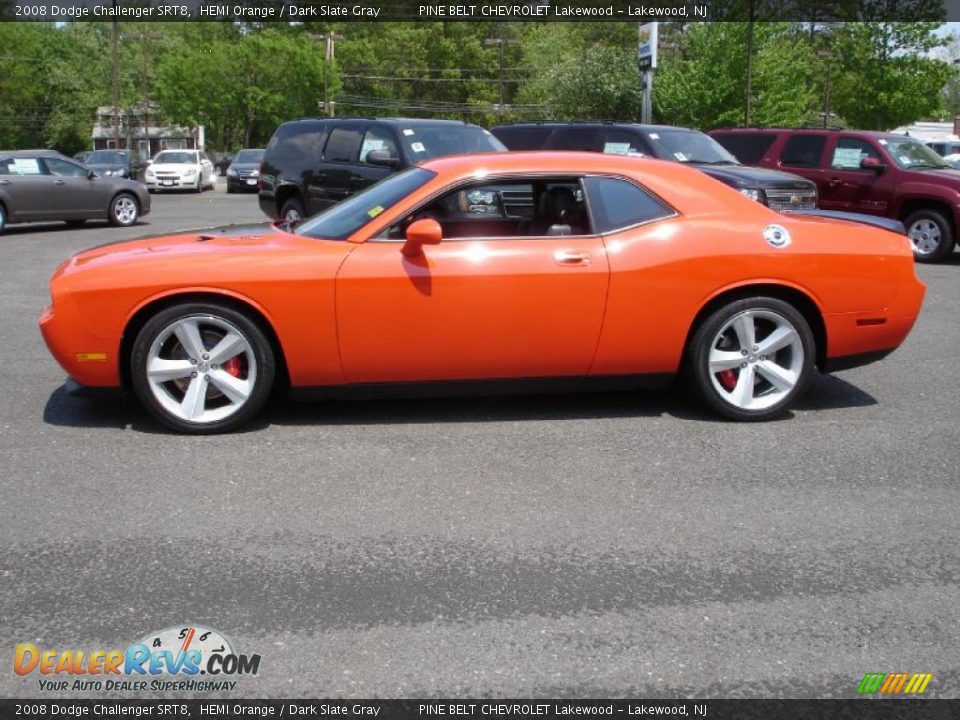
[
  {"left": 307, "top": 32, "right": 343, "bottom": 116},
  {"left": 485, "top": 36, "right": 519, "bottom": 117},
  {"left": 111, "top": 19, "right": 120, "bottom": 148},
  {"left": 817, "top": 49, "right": 833, "bottom": 129}
]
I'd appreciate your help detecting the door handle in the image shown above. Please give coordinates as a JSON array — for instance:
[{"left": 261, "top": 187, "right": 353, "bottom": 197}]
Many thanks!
[
  {"left": 554, "top": 250, "right": 591, "bottom": 266},
  {"left": 827, "top": 177, "right": 842, "bottom": 186},
  {"left": 53, "top": 179, "right": 66, "bottom": 185},
  {"left": 0, "top": 179, "right": 10, "bottom": 185}
]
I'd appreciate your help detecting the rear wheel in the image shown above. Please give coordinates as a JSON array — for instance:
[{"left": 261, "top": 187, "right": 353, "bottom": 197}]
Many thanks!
[
  {"left": 280, "top": 197, "right": 305, "bottom": 225},
  {"left": 905, "top": 208, "right": 955, "bottom": 263},
  {"left": 130, "top": 303, "right": 276, "bottom": 434},
  {"left": 108, "top": 193, "right": 139, "bottom": 227},
  {"left": 0, "top": 203, "right": 7, "bottom": 233},
  {"left": 687, "top": 297, "right": 815, "bottom": 421}
]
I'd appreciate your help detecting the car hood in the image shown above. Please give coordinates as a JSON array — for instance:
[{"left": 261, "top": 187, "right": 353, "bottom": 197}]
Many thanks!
[
  {"left": 229, "top": 163, "right": 260, "bottom": 172},
  {"left": 87, "top": 163, "right": 127, "bottom": 171},
  {"left": 149, "top": 162, "right": 199, "bottom": 172},
  {"left": 692, "top": 163, "right": 815, "bottom": 190}
]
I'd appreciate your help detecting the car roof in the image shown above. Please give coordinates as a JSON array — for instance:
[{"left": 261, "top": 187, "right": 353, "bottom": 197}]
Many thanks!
[
  {"left": 712, "top": 127, "right": 914, "bottom": 141},
  {"left": 420, "top": 150, "right": 682, "bottom": 175},
  {"left": 493, "top": 122, "right": 699, "bottom": 133},
  {"left": 0, "top": 149, "right": 65, "bottom": 158},
  {"left": 281, "top": 117, "right": 481, "bottom": 128}
]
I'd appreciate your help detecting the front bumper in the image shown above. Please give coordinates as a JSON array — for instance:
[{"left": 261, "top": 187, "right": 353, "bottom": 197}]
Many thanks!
[
  {"left": 146, "top": 175, "right": 199, "bottom": 190},
  {"left": 39, "top": 299, "right": 122, "bottom": 388},
  {"left": 227, "top": 175, "right": 260, "bottom": 192}
]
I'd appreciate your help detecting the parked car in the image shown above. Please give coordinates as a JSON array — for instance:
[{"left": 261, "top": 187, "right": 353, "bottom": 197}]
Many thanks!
[
  {"left": 259, "top": 117, "right": 507, "bottom": 223},
  {"left": 711, "top": 127, "right": 960, "bottom": 262},
  {"left": 73, "top": 151, "right": 92, "bottom": 164},
  {"left": 40, "top": 152, "right": 923, "bottom": 434},
  {"left": 225, "top": 148, "right": 265, "bottom": 193},
  {"left": 0, "top": 149, "right": 150, "bottom": 233},
  {"left": 212, "top": 152, "right": 234, "bottom": 177},
  {"left": 84, "top": 149, "right": 147, "bottom": 182},
  {"left": 145, "top": 150, "right": 216, "bottom": 193},
  {"left": 491, "top": 122, "right": 818, "bottom": 214}
]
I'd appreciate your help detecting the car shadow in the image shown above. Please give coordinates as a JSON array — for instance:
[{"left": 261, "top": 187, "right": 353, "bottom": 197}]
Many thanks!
[
  {"left": 0, "top": 221, "right": 128, "bottom": 236},
  {"left": 42, "top": 372, "right": 876, "bottom": 433}
]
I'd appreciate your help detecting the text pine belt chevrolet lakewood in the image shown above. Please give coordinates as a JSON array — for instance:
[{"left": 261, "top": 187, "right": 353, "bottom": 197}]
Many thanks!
[{"left": 39, "top": 152, "right": 925, "bottom": 434}]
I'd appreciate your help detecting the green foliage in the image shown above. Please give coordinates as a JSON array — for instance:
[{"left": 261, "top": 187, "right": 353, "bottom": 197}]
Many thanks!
[{"left": 829, "top": 23, "right": 951, "bottom": 130}]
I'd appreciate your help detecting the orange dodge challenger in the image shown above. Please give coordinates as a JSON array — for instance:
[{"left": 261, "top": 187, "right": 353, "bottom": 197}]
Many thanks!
[{"left": 40, "top": 152, "right": 925, "bottom": 434}]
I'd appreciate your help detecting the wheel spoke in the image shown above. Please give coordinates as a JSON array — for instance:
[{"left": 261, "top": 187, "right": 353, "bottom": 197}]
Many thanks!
[
  {"left": 732, "top": 313, "right": 756, "bottom": 351},
  {"left": 208, "top": 331, "right": 247, "bottom": 365},
  {"left": 709, "top": 349, "right": 743, "bottom": 372},
  {"left": 173, "top": 319, "right": 206, "bottom": 359},
  {"left": 757, "top": 325, "right": 798, "bottom": 355},
  {"left": 208, "top": 370, "right": 252, "bottom": 405},
  {"left": 729, "top": 364, "right": 756, "bottom": 407},
  {"left": 179, "top": 377, "right": 208, "bottom": 420},
  {"left": 755, "top": 360, "right": 797, "bottom": 392},
  {"left": 147, "top": 358, "right": 194, "bottom": 383}
]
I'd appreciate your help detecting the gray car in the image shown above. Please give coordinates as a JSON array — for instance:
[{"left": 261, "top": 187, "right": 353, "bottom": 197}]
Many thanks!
[{"left": 0, "top": 149, "right": 151, "bottom": 233}]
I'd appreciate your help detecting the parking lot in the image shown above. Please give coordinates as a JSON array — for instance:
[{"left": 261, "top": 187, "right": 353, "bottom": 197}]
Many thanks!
[{"left": 1, "top": 184, "right": 959, "bottom": 699}]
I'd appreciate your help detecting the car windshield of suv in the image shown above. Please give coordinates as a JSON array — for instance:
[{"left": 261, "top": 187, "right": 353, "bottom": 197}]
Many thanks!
[
  {"left": 399, "top": 125, "right": 506, "bottom": 161},
  {"left": 234, "top": 149, "right": 264, "bottom": 164},
  {"left": 87, "top": 150, "right": 127, "bottom": 164},
  {"left": 155, "top": 151, "right": 197, "bottom": 164},
  {"left": 881, "top": 138, "right": 951, "bottom": 169},
  {"left": 295, "top": 167, "right": 437, "bottom": 240},
  {"left": 643, "top": 129, "right": 740, "bottom": 165}
]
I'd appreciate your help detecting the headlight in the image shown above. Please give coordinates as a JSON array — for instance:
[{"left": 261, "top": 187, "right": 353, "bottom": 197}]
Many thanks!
[
  {"left": 145, "top": 169, "right": 154, "bottom": 177},
  {"left": 740, "top": 188, "right": 763, "bottom": 203},
  {"left": 227, "top": 167, "right": 238, "bottom": 176},
  {"left": 250, "top": 169, "right": 259, "bottom": 177},
  {"left": 184, "top": 168, "right": 197, "bottom": 176}
]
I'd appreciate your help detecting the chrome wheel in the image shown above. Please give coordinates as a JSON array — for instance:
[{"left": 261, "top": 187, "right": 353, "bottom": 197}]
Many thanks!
[
  {"left": 112, "top": 195, "right": 138, "bottom": 225},
  {"left": 145, "top": 315, "right": 257, "bottom": 425},
  {"left": 908, "top": 218, "right": 941, "bottom": 256},
  {"left": 284, "top": 206, "right": 301, "bottom": 223},
  {"left": 708, "top": 309, "right": 804, "bottom": 412}
]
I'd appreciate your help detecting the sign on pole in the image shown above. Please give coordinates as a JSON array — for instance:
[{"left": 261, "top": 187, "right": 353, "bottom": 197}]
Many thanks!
[{"left": 638, "top": 22, "right": 658, "bottom": 71}]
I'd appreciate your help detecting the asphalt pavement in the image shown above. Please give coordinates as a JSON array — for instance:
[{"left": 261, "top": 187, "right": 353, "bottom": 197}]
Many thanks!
[{"left": 1, "top": 182, "right": 958, "bottom": 699}]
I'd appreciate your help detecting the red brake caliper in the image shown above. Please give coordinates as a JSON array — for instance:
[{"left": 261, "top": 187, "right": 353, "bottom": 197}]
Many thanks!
[
  {"left": 718, "top": 369, "right": 737, "bottom": 391},
  {"left": 223, "top": 357, "right": 242, "bottom": 378}
]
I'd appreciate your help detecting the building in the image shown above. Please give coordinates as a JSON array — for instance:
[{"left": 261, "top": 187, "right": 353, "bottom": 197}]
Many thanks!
[{"left": 91, "top": 102, "right": 204, "bottom": 157}]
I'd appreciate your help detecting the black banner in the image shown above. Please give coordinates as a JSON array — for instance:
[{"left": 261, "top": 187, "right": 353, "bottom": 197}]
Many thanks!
[
  {"left": 0, "top": 0, "right": 956, "bottom": 22},
  {"left": 1, "top": 700, "right": 959, "bottom": 720}
]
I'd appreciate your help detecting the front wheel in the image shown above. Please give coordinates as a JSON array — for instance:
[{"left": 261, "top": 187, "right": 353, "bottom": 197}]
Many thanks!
[
  {"left": 109, "top": 193, "right": 140, "bottom": 227},
  {"left": 905, "top": 209, "right": 955, "bottom": 263},
  {"left": 687, "top": 297, "right": 815, "bottom": 421},
  {"left": 130, "top": 303, "right": 276, "bottom": 434}
]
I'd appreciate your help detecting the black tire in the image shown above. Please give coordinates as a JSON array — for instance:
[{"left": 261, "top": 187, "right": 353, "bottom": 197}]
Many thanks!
[
  {"left": 904, "top": 208, "right": 955, "bottom": 263},
  {"left": 226, "top": 185, "right": 235, "bottom": 194},
  {"left": 687, "top": 296, "right": 815, "bottom": 421},
  {"left": 195, "top": 173, "right": 203, "bottom": 193},
  {"left": 108, "top": 193, "right": 140, "bottom": 227},
  {"left": 130, "top": 302, "right": 276, "bottom": 434},
  {"left": 0, "top": 203, "right": 7, "bottom": 234},
  {"left": 280, "top": 197, "right": 305, "bottom": 225}
]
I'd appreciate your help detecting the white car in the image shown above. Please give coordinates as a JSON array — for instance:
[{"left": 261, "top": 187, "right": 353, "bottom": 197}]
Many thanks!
[{"left": 145, "top": 150, "right": 215, "bottom": 193}]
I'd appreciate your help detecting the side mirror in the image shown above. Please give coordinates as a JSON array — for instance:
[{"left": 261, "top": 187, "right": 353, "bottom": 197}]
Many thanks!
[
  {"left": 860, "top": 156, "right": 885, "bottom": 172},
  {"left": 87, "top": 169, "right": 97, "bottom": 179},
  {"left": 367, "top": 149, "right": 402, "bottom": 168},
  {"left": 401, "top": 218, "right": 442, "bottom": 257}
]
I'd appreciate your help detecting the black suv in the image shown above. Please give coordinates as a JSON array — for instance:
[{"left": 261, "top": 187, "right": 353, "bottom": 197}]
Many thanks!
[
  {"left": 259, "top": 118, "right": 506, "bottom": 222},
  {"left": 491, "top": 123, "right": 817, "bottom": 213}
]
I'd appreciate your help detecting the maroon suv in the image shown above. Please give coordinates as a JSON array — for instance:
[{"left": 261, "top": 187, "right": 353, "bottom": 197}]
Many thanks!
[{"left": 710, "top": 128, "right": 960, "bottom": 262}]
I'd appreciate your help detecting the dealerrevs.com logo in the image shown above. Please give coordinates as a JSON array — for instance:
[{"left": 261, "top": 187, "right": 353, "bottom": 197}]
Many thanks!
[
  {"left": 857, "top": 672, "right": 933, "bottom": 695},
  {"left": 14, "top": 625, "right": 260, "bottom": 692}
]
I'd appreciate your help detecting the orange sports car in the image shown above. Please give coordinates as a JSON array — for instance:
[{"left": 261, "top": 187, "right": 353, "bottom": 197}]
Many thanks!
[{"left": 40, "top": 152, "right": 925, "bottom": 434}]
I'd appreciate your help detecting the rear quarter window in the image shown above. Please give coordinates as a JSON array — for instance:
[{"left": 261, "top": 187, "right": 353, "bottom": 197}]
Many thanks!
[
  {"left": 265, "top": 122, "right": 328, "bottom": 173},
  {"left": 713, "top": 133, "right": 777, "bottom": 164},
  {"left": 583, "top": 176, "right": 673, "bottom": 233},
  {"left": 491, "top": 126, "right": 553, "bottom": 151}
]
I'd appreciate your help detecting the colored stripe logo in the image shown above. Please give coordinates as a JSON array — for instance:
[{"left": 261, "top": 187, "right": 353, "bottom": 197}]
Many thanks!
[{"left": 857, "top": 672, "right": 932, "bottom": 695}]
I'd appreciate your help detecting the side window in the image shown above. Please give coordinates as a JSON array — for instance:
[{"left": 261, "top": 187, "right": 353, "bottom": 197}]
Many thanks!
[
  {"left": 43, "top": 158, "right": 88, "bottom": 177},
  {"left": 0, "top": 160, "right": 10, "bottom": 175},
  {"left": 583, "top": 176, "right": 672, "bottom": 233},
  {"left": 550, "top": 127, "right": 599, "bottom": 152},
  {"left": 6, "top": 157, "right": 44, "bottom": 176},
  {"left": 602, "top": 130, "right": 647, "bottom": 156},
  {"left": 830, "top": 138, "right": 881, "bottom": 170},
  {"left": 780, "top": 135, "right": 827, "bottom": 168},
  {"left": 359, "top": 127, "right": 400, "bottom": 164},
  {"left": 385, "top": 177, "right": 589, "bottom": 240},
  {"left": 324, "top": 127, "right": 363, "bottom": 163},
  {"left": 714, "top": 133, "right": 777, "bottom": 164}
]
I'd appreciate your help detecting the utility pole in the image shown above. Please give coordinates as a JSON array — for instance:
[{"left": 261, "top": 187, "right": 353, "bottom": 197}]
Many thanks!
[
  {"left": 111, "top": 19, "right": 120, "bottom": 148},
  {"left": 485, "top": 36, "right": 519, "bottom": 117},
  {"left": 817, "top": 49, "right": 833, "bottom": 129},
  {"left": 744, "top": 0, "right": 756, "bottom": 126},
  {"left": 125, "top": 31, "right": 162, "bottom": 157},
  {"left": 307, "top": 32, "right": 343, "bottom": 116},
  {"left": 637, "top": 23, "right": 658, "bottom": 124}
]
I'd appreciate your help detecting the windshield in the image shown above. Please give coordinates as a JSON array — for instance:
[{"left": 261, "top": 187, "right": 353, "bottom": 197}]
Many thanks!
[
  {"left": 643, "top": 129, "right": 740, "bottom": 165},
  {"left": 295, "top": 168, "right": 436, "bottom": 240},
  {"left": 87, "top": 150, "right": 127, "bottom": 164},
  {"left": 881, "top": 138, "right": 951, "bottom": 169},
  {"left": 155, "top": 151, "right": 197, "bottom": 164},
  {"left": 234, "top": 149, "right": 265, "bottom": 164},
  {"left": 399, "top": 125, "right": 506, "bottom": 161}
]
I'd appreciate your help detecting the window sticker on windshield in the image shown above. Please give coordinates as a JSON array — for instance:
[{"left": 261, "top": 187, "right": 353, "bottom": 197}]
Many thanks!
[
  {"left": 674, "top": 152, "right": 688, "bottom": 161},
  {"left": 648, "top": 133, "right": 660, "bottom": 140},
  {"left": 411, "top": 142, "right": 426, "bottom": 153},
  {"left": 878, "top": 139, "right": 888, "bottom": 145},
  {"left": 367, "top": 205, "right": 385, "bottom": 218},
  {"left": 403, "top": 129, "right": 415, "bottom": 136},
  {"left": 603, "top": 142, "right": 632, "bottom": 155},
  {"left": 11, "top": 158, "right": 41, "bottom": 174},
  {"left": 899, "top": 155, "right": 911, "bottom": 164}
]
